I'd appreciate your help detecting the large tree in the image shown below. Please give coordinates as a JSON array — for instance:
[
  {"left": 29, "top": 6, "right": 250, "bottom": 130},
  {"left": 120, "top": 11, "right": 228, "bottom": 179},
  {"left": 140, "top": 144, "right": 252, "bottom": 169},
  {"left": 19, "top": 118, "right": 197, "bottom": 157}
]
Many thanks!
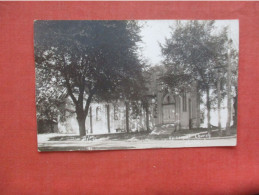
[
  {"left": 160, "top": 20, "right": 232, "bottom": 130},
  {"left": 34, "top": 20, "right": 145, "bottom": 136}
]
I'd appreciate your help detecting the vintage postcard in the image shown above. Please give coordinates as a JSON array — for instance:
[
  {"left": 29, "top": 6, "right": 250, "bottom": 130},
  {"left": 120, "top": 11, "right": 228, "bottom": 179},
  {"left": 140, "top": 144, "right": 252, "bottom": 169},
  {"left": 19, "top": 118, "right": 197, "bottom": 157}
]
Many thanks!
[{"left": 34, "top": 20, "right": 239, "bottom": 151}]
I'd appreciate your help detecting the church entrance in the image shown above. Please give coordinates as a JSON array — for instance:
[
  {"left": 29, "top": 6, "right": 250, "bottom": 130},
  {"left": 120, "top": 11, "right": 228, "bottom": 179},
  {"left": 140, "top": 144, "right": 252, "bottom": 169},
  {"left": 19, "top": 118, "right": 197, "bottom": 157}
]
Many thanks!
[
  {"left": 162, "top": 104, "right": 176, "bottom": 124},
  {"left": 162, "top": 94, "right": 176, "bottom": 124}
]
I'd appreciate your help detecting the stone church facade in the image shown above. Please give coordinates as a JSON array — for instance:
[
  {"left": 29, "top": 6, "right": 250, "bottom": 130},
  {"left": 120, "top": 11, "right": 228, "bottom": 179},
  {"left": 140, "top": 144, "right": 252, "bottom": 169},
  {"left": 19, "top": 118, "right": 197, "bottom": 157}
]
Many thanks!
[{"left": 58, "top": 67, "right": 200, "bottom": 134}]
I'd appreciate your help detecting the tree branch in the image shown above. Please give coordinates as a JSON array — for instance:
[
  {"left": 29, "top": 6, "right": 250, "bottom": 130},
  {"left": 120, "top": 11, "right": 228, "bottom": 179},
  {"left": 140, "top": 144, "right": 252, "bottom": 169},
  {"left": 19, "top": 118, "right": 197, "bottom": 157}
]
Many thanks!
[
  {"left": 78, "top": 76, "right": 85, "bottom": 104},
  {"left": 84, "top": 87, "right": 97, "bottom": 116},
  {"left": 64, "top": 76, "right": 78, "bottom": 106}
]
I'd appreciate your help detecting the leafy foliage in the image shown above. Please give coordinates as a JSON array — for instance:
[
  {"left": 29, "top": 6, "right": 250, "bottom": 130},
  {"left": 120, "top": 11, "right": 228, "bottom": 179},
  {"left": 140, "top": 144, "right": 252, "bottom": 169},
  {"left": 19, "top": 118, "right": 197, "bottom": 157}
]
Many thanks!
[
  {"left": 35, "top": 67, "right": 66, "bottom": 122},
  {"left": 34, "top": 20, "right": 145, "bottom": 135},
  {"left": 160, "top": 20, "right": 229, "bottom": 92},
  {"left": 160, "top": 20, "right": 238, "bottom": 128}
]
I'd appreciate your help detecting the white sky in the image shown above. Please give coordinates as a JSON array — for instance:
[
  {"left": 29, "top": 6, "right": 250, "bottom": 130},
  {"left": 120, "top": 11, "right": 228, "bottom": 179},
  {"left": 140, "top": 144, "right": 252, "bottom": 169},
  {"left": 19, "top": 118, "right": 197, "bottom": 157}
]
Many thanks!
[{"left": 138, "top": 20, "right": 239, "bottom": 66}]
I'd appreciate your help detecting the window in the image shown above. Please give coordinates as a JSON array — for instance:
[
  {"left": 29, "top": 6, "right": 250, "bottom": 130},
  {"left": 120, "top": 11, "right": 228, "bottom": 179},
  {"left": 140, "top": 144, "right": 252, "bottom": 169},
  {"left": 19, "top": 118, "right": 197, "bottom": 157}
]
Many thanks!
[
  {"left": 163, "top": 94, "right": 175, "bottom": 104},
  {"left": 183, "top": 92, "right": 187, "bottom": 112},
  {"left": 96, "top": 106, "right": 101, "bottom": 121}
]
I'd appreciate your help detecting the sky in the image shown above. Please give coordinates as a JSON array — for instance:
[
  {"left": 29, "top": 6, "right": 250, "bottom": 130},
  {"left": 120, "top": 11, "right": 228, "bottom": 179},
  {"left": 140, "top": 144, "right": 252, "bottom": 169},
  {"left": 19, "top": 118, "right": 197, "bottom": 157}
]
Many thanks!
[{"left": 138, "top": 20, "right": 239, "bottom": 66}]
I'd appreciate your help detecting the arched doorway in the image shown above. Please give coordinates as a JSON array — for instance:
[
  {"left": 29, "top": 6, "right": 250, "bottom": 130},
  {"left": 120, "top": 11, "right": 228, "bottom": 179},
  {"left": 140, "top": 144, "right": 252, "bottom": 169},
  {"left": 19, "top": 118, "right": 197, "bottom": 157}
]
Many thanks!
[{"left": 162, "top": 94, "right": 176, "bottom": 124}]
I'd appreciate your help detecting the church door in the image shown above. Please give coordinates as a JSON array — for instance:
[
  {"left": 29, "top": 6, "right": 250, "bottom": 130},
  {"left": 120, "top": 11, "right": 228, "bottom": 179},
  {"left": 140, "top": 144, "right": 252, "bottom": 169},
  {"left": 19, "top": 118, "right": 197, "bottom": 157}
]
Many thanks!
[{"left": 162, "top": 104, "right": 176, "bottom": 124}]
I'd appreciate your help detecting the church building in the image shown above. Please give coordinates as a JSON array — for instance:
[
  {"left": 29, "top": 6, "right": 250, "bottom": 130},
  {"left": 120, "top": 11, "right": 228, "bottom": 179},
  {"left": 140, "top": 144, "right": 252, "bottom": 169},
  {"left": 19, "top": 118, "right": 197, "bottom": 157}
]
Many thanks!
[{"left": 58, "top": 66, "right": 201, "bottom": 135}]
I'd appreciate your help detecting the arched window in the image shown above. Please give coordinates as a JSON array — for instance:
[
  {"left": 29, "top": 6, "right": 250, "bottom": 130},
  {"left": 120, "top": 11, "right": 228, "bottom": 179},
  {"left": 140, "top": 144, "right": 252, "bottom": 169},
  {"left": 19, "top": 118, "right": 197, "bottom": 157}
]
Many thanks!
[{"left": 163, "top": 94, "right": 175, "bottom": 104}]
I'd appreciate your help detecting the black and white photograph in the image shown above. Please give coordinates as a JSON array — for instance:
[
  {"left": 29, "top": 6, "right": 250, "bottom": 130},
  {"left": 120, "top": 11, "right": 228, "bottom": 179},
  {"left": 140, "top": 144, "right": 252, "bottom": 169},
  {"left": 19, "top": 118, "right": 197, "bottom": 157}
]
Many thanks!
[{"left": 34, "top": 20, "right": 239, "bottom": 151}]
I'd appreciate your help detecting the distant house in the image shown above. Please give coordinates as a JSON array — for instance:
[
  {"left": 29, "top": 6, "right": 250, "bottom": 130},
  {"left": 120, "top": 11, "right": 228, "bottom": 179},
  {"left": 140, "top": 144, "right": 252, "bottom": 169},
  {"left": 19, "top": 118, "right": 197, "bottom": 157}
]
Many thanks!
[{"left": 58, "top": 66, "right": 200, "bottom": 134}]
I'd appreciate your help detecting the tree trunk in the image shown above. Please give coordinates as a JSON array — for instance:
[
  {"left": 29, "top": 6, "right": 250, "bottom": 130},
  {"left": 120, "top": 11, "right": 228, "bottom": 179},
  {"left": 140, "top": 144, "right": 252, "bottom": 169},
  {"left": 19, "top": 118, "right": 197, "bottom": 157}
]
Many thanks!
[
  {"left": 217, "top": 75, "right": 222, "bottom": 135},
  {"left": 50, "top": 122, "right": 54, "bottom": 133},
  {"left": 196, "top": 84, "right": 200, "bottom": 128},
  {"left": 226, "top": 48, "right": 232, "bottom": 136},
  {"left": 188, "top": 99, "right": 192, "bottom": 130},
  {"left": 232, "top": 87, "right": 238, "bottom": 128},
  {"left": 77, "top": 115, "right": 86, "bottom": 136},
  {"left": 145, "top": 104, "right": 150, "bottom": 132},
  {"left": 49, "top": 116, "right": 54, "bottom": 133},
  {"left": 106, "top": 105, "right": 110, "bottom": 133},
  {"left": 90, "top": 107, "right": 93, "bottom": 134},
  {"left": 206, "top": 87, "right": 211, "bottom": 133},
  {"left": 125, "top": 102, "right": 130, "bottom": 133},
  {"left": 64, "top": 75, "right": 96, "bottom": 137}
]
